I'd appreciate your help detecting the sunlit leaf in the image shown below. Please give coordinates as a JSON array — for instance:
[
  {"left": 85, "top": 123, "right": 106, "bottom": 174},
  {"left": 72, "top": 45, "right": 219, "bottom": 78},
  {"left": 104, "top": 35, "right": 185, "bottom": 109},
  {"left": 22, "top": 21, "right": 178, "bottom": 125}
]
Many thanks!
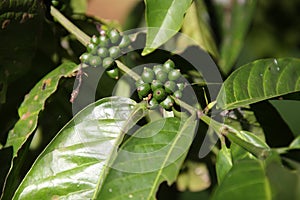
[
  {"left": 12, "top": 97, "right": 144, "bottom": 199},
  {"left": 216, "top": 58, "right": 300, "bottom": 110},
  {"left": 96, "top": 115, "right": 198, "bottom": 199},
  {"left": 142, "top": 0, "right": 193, "bottom": 55}
]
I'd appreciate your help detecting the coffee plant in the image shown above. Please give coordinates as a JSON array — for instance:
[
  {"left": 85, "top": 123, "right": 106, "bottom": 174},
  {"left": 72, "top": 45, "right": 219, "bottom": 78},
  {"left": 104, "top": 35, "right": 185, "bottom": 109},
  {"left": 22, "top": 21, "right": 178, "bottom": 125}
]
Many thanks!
[{"left": 0, "top": 0, "right": 300, "bottom": 199}]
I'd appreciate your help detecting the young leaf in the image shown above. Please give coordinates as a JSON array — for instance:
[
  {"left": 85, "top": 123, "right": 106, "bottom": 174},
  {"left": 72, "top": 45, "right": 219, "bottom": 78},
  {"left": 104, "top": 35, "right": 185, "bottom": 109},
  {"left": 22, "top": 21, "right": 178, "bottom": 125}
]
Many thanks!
[
  {"left": 142, "top": 0, "right": 193, "bottom": 56},
  {"left": 96, "top": 115, "right": 198, "bottom": 199},
  {"left": 216, "top": 0, "right": 257, "bottom": 75},
  {"left": 11, "top": 97, "right": 144, "bottom": 199},
  {"left": 212, "top": 159, "right": 271, "bottom": 200},
  {"left": 216, "top": 58, "right": 300, "bottom": 110},
  {"left": 5, "top": 62, "right": 78, "bottom": 157}
]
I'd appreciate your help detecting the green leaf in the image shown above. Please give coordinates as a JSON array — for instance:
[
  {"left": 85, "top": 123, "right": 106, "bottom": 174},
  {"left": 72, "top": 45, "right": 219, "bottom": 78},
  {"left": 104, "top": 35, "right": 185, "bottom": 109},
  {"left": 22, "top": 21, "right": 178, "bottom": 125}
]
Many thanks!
[
  {"left": 212, "top": 159, "right": 271, "bottom": 200},
  {"left": 96, "top": 115, "right": 198, "bottom": 199},
  {"left": 216, "top": 58, "right": 300, "bottom": 110},
  {"left": 181, "top": 0, "right": 219, "bottom": 58},
  {"left": 216, "top": 144, "right": 232, "bottom": 184},
  {"left": 5, "top": 62, "right": 79, "bottom": 157},
  {"left": 70, "top": 0, "right": 87, "bottom": 13},
  {"left": 270, "top": 100, "right": 300, "bottom": 136},
  {"left": 142, "top": 0, "right": 193, "bottom": 55},
  {"left": 266, "top": 162, "right": 300, "bottom": 200},
  {"left": 290, "top": 136, "right": 300, "bottom": 149},
  {"left": 12, "top": 97, "right": 144, "bottom": 199},
  {"left": 217, "top": 0, "right": 257, "bottom": 75}
]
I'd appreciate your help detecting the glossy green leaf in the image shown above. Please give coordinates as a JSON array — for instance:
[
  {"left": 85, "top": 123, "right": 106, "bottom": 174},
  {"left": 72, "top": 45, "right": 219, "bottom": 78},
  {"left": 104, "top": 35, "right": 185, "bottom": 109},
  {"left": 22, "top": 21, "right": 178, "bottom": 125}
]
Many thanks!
[
  {"left": 270, "top": 100, "right": 300, "bottom": 136},
  {"left": 12, "top": 97, "right": 144, "bottom": 199},
  {"left": 216, "top": 0, "right": 257, "bottom": 75},
  {"left": 5, "top": 62, "right": 78, "bottom": 157},
  {"left": 96, "top": 115, "right": 198, "bottom": 199},
  {"left": 266, "top": 162, "right": 300, "bottom": 200},
  {"left": 142, "top": 0, "right": 193, "bottom": 55},
  {"left": 216, "top": 58, "right": 300, "bottom": 110},
  {"left": 212, "top": 159, "right": 271, "bottom": 200},
  {"left": 181, "top": 0, "right": 219, "bottom": 58},
  {"left": 290, "top": 136, "right": 300, "bottom": 149},
  {"left": 216, "top": 144, "right": 232, "bottom": 184}
]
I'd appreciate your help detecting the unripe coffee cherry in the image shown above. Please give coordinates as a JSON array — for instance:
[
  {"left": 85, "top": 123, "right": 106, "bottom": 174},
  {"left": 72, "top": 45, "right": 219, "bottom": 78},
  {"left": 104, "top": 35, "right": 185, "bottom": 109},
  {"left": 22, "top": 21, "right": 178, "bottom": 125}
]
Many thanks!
[
  {"left": 137, "top": 83, "right": 151, "bottom": 98},
  {"left": 163, "top": 59, "right": 175, "bottom": 72},
  {"left": 168, "top": 69, "right": 181, "bottom": 81},
  {"left": 109, "top": 46, "right": 121, "bottom": 58},
  {"left": 102, "top": 57, "right": 114, "bottom": 69},
  {"left": 160, "top": 96, "right": 174, "bottom": 110},
  {"left": 148, "top": 98, "right": 159, "bottom": 109},
  {"left": 106, "top": 67, "right": 119, "bottom": 79},
  {"left": 108, "top": 29, "right": 121, "bottom": 44},
  {"left": 80, "top": 53, "right": 90, "bottom": 64},
  {"left": 177, "top": 83, "right": 185, "bottom": 91},
  {"left": 97, "top": 47, "right": 109, "bottom": 58},
  {"left": 90, "top": 35, "right": 99, "bottom": 44},
  {"left": 173, "top": 90, "right": 182, "bottom": 98},
  {"left": 89, "top": 56, "right": 102, "bottom": 67},
  {"left": 87, "top": 43, "right": 97, "bottom": 53},
  {"left": 151, "top": 80, "right": 163, "bottom": 91},
  {"left": 141, "top": 68, "right": 155, "bottom": 83},
  {"left": 99, "top": 35, "right": 110, "bottom": 47},
  {"left": 156, "top": 70, "right": 168, "bottom": 83},
  {"left": 164, "top": 81, "right": 177, "bottom": 94},
  {"left": 153, "top": 65, "right": 163, "bottom": 74},
  {"left": 153, "top": 88, "right": 166, "bottom": 101}
]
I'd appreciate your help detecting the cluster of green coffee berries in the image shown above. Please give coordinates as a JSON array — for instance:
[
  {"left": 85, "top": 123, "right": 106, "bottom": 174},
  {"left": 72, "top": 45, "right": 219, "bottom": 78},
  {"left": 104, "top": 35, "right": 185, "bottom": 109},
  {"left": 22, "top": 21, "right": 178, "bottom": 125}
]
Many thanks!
[
  {"left": 79, "top": 28, "right": 131, "bottom": 79},
  {"left": 136, "top": 60, "right": 185, "bottom": 110}
]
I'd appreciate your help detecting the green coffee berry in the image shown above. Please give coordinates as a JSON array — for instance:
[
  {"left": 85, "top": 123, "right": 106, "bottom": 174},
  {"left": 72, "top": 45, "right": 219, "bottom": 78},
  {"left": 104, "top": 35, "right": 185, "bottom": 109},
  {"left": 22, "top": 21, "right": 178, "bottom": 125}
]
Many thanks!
[
  {"left": 97, "top": 47, "right": 109, "bottom": 58},
  {"left": 91, "top": 35, "right": 99, "bottom": 44},
  {"left": 87, "top": 43, "right": 97, "bottom": 53},
  {"left": 80, "top": 53, "right": 90, "bottom": 64},
  {"left": 160, "top": 96, "right": 174, "bottom": 110},
  {"left": 137, "top": 83, "right": 151, "bottom": 98},
  {"left": 109, "top": 46, "right": 121, "bottom": 58},
  {"left": 163, "top": 59, "right": 175, "bottom": 72},
  {"left": 106, "top": 67, "right": 119, "bottom": 79},
  {"left": 99, "top": 35, "right": 110, "bottom": 47},
  {"left": 153, "top": 65, "right": 163, "bottom": 74},
  {"left": 177, "top": 83, "right": 185, "bottom": 91},
  {"left": 89, "top": 55, "right": 102, "bottom": 67},
  {"left": 119, "top": 35, "right": 131, "bottom": 48},
  {"left": 168, "top": 69, "right": 181, "bottom": 81},
  {"left": 135, "top": 79, "right": 145, "bottom": 87},
  {"left": 156, "top": 70, "right": 168, "bottom": 83},
  {"left": 153, "top": 88, "right": 166, "bottom": 101},
  {"left": 173, "top": 90, "right": 182, "bottom": 98},
  {"left": 141, "top": 68, "right": 155, "bottom": 83},
  {"left": 148, "top": 98, "right": 159, "bottom": 109},
  {"left": 102, "top": 57, "right": 114, "bottom": 69},
  {"left": 151, "top": 80, "right": 163, "bottom": 91},
  {"left": 108, "top": 29, "right": 121, "bottom": 44},
  {"left": 51, "top": 0, "right": 60, "bottom": 7},
  {"left": 164, "top": 81, "right": 177, "bottom": 94}
]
